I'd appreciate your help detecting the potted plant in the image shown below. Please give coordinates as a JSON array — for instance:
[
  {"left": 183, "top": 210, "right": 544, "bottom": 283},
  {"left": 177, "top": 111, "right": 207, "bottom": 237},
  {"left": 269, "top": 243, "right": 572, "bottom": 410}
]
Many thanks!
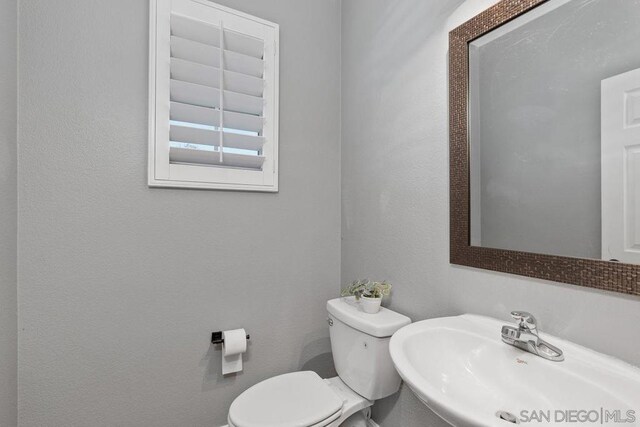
[{"left": 341, "top": 279, "right": 392, "bottom": 314}]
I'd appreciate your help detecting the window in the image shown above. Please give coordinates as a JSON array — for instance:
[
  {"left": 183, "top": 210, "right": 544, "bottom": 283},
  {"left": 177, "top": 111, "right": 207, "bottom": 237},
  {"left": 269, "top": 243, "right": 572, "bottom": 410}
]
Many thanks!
[{"left": 148, "top": 0, "right": 279, "bottom": 191}]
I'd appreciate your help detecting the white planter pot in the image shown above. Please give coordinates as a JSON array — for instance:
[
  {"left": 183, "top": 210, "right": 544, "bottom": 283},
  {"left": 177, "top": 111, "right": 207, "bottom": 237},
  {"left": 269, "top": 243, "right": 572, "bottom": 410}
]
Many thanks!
[{"left": 360, "top": 296, "right": 382, "bottom": 314}]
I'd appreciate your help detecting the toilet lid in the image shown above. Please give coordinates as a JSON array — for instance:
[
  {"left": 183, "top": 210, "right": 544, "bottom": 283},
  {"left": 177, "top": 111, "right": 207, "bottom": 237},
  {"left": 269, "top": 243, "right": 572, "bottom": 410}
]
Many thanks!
[{"left": 228, "top": 371, "right": 343, "bottom": 427}]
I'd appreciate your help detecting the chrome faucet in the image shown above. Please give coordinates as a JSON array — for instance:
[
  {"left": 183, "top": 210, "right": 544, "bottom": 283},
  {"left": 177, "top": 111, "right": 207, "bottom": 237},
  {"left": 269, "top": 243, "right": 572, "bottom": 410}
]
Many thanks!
[{"left": 501, "top": 311, "right": 564, "bottom": 362}]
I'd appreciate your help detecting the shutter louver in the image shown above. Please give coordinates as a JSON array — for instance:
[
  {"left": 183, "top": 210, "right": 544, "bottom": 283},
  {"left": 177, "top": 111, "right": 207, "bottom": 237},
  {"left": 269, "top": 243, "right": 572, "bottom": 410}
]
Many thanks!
[{"left": 168, "top": 14, "right": 266, "bottom": 169}]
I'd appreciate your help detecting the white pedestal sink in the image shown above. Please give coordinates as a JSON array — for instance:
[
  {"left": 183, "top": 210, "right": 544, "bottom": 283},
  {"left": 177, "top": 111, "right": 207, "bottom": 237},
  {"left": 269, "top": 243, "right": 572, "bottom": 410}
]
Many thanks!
[{"left": 389, "top": 314, "right": 640, "bottom": 426}]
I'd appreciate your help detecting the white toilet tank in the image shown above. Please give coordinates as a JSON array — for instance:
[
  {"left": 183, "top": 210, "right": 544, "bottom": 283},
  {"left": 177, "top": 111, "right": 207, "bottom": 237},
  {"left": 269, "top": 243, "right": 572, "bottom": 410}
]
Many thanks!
[{"left": 326, "top": 297, "right": 411, "bottom": 401}]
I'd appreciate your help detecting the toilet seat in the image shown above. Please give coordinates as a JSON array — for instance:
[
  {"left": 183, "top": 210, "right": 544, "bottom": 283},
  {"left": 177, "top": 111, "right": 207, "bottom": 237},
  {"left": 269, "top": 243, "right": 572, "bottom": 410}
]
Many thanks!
[
  {"left": 228, "top": 412, "right": 341, "bottom": 427},
  {"left": 228, "top": 371, "right": 344, "bottom": 427}
]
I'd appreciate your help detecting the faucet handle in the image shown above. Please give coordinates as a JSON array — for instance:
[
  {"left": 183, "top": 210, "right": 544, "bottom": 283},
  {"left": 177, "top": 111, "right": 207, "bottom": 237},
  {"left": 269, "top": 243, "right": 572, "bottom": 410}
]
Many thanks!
[{"left": 510, "top": 311, "right": 537, "bottom": 330}]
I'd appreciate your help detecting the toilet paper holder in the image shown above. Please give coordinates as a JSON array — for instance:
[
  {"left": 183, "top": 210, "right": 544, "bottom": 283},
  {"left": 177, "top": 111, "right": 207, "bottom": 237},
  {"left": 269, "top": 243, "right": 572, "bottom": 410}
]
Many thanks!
[{"left": 211, "top": 331, "right": 250, "bottom": 345}]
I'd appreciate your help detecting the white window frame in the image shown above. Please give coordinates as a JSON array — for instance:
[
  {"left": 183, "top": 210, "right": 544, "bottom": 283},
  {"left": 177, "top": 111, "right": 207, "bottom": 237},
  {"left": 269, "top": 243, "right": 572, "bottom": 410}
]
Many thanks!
[{"left": 148, "top": 0, "right": 279, "bottom": 192}]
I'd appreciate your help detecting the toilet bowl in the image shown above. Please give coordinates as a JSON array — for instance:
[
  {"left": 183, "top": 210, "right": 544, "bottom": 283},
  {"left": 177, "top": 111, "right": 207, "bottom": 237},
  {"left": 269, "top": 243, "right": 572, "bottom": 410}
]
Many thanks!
[{"left": 225, "top": 297, "right": 411, "bottom": 427}]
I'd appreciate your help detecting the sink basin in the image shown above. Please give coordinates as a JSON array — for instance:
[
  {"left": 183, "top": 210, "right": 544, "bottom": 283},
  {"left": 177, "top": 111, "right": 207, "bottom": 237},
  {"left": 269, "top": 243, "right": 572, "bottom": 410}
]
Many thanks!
[{"left": 389, "top": 314, "right": 640, "bottom": 426}]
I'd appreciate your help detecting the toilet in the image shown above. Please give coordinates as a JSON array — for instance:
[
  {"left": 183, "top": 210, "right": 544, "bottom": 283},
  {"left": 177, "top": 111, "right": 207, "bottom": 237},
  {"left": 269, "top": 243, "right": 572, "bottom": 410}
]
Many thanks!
[{"left": 226, "top": 297, "right": 411, "bottom": 427}]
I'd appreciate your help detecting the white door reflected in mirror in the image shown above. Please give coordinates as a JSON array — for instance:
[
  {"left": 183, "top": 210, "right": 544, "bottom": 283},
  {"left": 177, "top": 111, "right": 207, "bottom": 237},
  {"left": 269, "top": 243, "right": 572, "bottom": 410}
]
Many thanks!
[{"left": 602, "top": 68, "right": 640, "bottom": 264}]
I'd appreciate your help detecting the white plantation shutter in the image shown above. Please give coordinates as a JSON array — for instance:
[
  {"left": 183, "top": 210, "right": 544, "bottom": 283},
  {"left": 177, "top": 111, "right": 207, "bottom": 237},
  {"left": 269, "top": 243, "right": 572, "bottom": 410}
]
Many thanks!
[{"left": 149, "top": 0, "right": 279, "bottom": 191}]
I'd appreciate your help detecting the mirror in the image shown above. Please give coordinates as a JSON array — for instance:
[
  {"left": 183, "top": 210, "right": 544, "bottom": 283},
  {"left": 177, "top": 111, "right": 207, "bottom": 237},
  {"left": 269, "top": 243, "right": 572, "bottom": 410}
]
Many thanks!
[
  {"left": 468, "top": 0, "right": 640, "bottom": 263},
  {"left": 449, "top": 0, "right": 640, "bottom": 295}
]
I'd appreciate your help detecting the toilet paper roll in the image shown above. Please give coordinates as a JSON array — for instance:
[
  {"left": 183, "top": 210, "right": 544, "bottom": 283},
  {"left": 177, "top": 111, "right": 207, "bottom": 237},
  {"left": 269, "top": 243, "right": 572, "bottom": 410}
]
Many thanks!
[{"left": 222, "top": 328, "right": 247, "bottom": 375}]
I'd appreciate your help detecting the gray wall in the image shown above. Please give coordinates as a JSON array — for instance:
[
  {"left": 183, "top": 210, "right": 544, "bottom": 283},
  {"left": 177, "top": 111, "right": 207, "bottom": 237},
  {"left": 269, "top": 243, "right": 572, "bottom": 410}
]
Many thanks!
[
  {"left": 341, "top": 0, "right": 640, "bottom": 426},
  {"left": 0, "top": 0, "right": 17, "bottom": 425},
  {"left": 470, "top": 0, "right": 640, "bottom": 259},
  {"left": 17, "top": 0, "right": 341, "bottom": 425}
]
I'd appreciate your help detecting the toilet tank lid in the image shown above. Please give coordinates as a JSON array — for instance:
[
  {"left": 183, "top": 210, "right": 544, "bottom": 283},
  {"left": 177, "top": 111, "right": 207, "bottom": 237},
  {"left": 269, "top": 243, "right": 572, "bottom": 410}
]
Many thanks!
[{"left": 327, "top": 297, "right": 411, "bottom": 338}]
